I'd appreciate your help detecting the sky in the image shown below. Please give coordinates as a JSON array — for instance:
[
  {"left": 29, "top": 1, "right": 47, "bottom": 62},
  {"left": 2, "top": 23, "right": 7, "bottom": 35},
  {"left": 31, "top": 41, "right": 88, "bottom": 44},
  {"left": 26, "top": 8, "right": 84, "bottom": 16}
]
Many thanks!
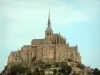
[{"left": 0, "top": 0, "right": 100, "bottom": 72}]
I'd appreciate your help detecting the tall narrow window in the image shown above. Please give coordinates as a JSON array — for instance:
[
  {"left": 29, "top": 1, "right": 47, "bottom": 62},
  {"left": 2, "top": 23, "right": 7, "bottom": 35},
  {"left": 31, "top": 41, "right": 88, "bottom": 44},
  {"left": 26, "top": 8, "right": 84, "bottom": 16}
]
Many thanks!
[{"left": 49, "top": 33, "right": 51, "bottom": 35}]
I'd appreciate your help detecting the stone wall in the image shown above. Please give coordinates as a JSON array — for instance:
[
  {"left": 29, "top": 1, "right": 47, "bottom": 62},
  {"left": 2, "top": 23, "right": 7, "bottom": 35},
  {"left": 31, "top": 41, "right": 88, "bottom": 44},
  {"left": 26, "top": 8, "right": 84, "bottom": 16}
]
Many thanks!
[
  {"left": 8, "top": 39, "right": 81, "bottom": 67},
  {"left": 42, "top": 45, "right": 54, "bottom": 62}
]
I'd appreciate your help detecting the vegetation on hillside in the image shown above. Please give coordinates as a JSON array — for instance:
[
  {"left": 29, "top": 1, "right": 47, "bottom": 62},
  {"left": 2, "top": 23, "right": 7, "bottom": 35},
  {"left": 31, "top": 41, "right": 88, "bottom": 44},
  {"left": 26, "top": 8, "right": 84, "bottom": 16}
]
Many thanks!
[{"left": 1, "top": 60, "right": 100, "bottom": 75}]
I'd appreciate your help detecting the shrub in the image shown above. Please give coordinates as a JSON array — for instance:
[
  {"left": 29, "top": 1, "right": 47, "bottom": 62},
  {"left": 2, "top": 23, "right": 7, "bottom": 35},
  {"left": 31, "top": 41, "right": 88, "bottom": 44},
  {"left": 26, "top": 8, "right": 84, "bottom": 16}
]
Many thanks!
[
  {"left": 31, "top": 56, "right": 36, "bottom": 62},
  {"left": 10, "top": 64, "right": 28, "bottom": 75},
  {"left": 68, "top": 59, "right": 72, "bottom": 62},
  {"left": 44, "top": 63, "right": 51, "bottom": 69},
  {"left": 53, "top": 69, "right": 57, "bottom": 74},
  {"left": 94, "top": 68, "right": 100, "bottom": 75},
  {"left": 54, "top": 62, "right": 59, "bottom": 67},
  {"left": 60, "top": 62, "right": 72, "bottom": 74},
  {"left": 76, "top": 63, "right": 85, "bottom": 70},
  {"left": 40, "top": 70, "right": 45, "bottom": 75}
]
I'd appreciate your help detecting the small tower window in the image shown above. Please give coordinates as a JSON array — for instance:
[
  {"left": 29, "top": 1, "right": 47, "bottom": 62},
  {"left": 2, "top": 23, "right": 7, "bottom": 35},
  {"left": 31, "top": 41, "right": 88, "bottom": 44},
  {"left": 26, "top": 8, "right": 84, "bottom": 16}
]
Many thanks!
[
  {"left": 47, "top": 33, "right": 49, "bottom": 35},
  {"left": 49, "top": 33, "right": 51, "bottom": 35}
]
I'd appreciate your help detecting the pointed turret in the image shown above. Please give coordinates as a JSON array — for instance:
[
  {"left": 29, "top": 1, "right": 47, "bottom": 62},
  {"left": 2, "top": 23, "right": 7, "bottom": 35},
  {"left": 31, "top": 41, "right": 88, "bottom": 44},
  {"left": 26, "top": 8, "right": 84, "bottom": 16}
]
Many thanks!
[
  {"left": 48, "top": 9, "right": 51, "bottom": 26},
  {"left": 45, "top": 9, "right": 53, "bottom": 33},
  {"left": 45, "top": 9, "right": 53, "bottom": 40}
]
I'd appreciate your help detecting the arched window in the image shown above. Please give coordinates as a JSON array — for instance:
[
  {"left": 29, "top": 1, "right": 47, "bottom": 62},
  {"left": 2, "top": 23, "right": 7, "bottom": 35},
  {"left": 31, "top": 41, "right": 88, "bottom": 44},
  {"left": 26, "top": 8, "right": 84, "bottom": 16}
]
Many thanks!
[
  {"left": 49, "top": 33, "right": 51, "bottom": 35},
  {"left": 47, "top": 33, "right": 49, "bottom": 35}
]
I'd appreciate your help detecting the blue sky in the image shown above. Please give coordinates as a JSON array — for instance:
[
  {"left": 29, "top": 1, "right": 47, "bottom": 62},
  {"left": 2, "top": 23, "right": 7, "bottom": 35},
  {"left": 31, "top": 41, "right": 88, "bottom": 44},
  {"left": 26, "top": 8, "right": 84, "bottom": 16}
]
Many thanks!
[{"left": 0, "top": 0, "right": 100, "bottom": 72}]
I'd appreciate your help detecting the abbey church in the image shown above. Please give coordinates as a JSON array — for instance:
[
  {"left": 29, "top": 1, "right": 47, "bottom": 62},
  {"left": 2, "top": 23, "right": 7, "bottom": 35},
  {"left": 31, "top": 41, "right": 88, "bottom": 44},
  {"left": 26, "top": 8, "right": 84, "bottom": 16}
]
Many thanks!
[{"left": 8, "top": 12, "right": 81, "bottom": 66}]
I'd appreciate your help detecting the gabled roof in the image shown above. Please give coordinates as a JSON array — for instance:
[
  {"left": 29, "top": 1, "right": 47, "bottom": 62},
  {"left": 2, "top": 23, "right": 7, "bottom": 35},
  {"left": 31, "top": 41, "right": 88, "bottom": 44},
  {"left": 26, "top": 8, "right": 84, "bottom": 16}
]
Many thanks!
[{"left": 31, "top": 39, "right": 44, "bottom": 45}]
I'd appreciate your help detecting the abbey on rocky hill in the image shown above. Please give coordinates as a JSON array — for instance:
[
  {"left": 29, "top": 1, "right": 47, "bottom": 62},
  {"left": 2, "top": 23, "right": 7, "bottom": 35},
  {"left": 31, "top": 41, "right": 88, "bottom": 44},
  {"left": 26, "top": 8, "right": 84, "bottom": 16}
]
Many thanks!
[{"left": 8, "top": 11, "right": 81, "bottom": 67}]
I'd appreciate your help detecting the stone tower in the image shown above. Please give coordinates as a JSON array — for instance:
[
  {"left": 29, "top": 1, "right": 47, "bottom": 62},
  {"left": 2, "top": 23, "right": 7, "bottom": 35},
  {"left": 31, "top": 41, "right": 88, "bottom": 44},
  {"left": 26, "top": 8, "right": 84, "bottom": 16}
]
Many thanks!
[{"left": 45, "top": 10, "right": 53, "bottom": 41}]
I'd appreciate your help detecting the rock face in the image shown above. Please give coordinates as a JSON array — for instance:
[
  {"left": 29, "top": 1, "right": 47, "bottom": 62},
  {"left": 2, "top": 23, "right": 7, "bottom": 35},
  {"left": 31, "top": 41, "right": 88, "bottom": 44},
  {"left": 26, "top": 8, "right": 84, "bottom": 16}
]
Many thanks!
[{"left": 7, "top": 12, "right": 81, "bottom": 68}]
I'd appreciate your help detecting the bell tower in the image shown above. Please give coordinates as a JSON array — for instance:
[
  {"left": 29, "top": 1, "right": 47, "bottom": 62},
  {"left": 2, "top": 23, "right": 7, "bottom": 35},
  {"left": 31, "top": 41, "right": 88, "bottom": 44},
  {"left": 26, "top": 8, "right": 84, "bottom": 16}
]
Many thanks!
[{"left": 45, "top": 10, "right": 53, "bottom": 41}]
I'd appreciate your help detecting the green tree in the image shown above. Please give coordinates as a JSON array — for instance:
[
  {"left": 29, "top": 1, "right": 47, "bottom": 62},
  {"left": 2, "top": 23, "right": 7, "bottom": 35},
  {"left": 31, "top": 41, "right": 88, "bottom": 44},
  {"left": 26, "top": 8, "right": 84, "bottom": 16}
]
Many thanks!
[
  {"left": 44, "top": 63, "right": 51, "bottom": 69},
  {"left": 54, "top": 62, "right": 59, "bottom": 67},
  {"left": 31, "top": 56, "right": 36, "bottom": 62},
  {"left": 60, "top": 62, "right": 72, "bottom": 74},
  {"left": 76, "top": 63, "right": 85, "bottom": 70},
  {"left": 40, "top": 70, "right": 45, "bottom": 75},
  {"left": 53, "top": 69, "right": 57, "bottom": 75},
  {"left": 27, "top": 70, "right": 32, "bottom": 75},
  {"left": 94, "top": 68, "right": 100, "bottom": 75},
  {"left": 68, "top": 59, "right": 72, "bottom": 62},
  {"left": 34, "top": 68, "right": 40, "bottom": 75},
  {"left": 10, "top": 64, "right": 28, "bottom": 75}
]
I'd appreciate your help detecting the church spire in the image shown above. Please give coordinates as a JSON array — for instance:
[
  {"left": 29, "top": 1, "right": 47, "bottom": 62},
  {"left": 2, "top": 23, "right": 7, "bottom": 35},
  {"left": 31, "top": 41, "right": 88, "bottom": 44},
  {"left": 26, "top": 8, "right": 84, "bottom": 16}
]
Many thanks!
[
  {"left": 48, "top": 9, "right": 51, "bottom": 26},
  {"left": 45, "top": 9, "right": 53, "bottom": 33}
]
